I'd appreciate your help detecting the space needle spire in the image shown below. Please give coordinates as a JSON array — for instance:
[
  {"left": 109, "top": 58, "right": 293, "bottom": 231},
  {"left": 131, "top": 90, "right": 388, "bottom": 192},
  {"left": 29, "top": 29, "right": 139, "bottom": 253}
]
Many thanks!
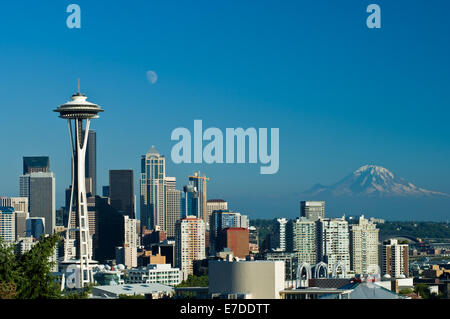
[{"left": 54, "top": 82, "right": 104, "bottom": 289}]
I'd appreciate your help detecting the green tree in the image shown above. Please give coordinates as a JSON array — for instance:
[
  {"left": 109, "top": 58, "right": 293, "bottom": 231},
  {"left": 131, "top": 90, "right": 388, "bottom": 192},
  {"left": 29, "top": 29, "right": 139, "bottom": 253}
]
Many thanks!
[
  {"left": 177, "top": 275, "right": 208, "bottom": 287},
  {"left": 0, "top": 234, "right": 91, "bottom": 299}
]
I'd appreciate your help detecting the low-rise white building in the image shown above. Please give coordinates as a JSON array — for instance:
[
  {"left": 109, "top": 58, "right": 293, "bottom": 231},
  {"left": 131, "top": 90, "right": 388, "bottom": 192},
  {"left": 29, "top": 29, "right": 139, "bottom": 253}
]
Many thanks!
[{"left": 126, "top": 264, "right": 182, "bottom": 286}]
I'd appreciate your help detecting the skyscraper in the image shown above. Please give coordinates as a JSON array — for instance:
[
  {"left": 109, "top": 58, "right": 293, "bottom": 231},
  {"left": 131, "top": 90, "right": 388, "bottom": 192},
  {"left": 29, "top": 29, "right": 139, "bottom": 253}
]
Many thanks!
[
  {"left": 350, "top": 215, "right": 379, "bottom": 274},
  {"left": 380, "top": 239, "right": 409, "bottom": 278},
  {"left": 85, "top": 130, "right": 97, "bottom": 196},
  {"left": 109, "top": 169, "right": 135, "bottom": 218},
  {"left": 0, "top": 207, "right": 15, "bottom": 242},
  {"left": 188, "top": 172, "right": 209, "bottom": 224},
  {"left": 165, "top": 177, "right": 181, "bottom": 238},
  {"left": 140, "top": 146, "right": 166, "bottom": 232},
  {"left": 20, "top": 172, "right": 55, "bottom": 235},
  {"left": 175, "top": 216, "right": 205, "bottom": 280},
  {"left": 54, "top": 86, "right": 104, "bottom": 288},
  {"left": 292, "top": 217, "right": 317, "bottom": 265},
  {"left": 300, "top": 201, "right": 325, "bottom": 221},
  {"left": 317, "top": 217, "right": 350, "bottom": 276},
  {"left": 23, "top": 156, "right": 49, "bottom": 174},
  {"left": 181, "top": 182, "right": 199, "bottom": 218},
  {"left": 271, "top": 218, "right": 288, "bottom": 252}
]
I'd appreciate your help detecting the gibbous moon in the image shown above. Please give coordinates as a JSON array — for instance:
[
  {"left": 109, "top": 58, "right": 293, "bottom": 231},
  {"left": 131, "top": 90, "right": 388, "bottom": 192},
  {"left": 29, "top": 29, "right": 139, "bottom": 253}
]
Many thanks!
[{"left": 146, "top": 70, "right": 158, "bottom": 84}]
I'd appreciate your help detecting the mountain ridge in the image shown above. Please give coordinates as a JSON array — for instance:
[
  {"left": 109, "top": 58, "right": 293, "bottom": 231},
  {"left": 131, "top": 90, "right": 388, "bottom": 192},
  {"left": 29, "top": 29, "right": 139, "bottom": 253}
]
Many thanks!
[{"left": 303, "top": 165, "right": 449, "bottom": 198}]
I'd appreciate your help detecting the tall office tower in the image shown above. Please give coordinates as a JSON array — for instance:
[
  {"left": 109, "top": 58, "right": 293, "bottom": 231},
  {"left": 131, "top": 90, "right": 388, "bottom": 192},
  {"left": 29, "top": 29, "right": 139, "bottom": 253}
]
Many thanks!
[
  {"left": 188, "top": 172, "right": 209, "bottom": 224},
  {"left": 109, "top": 169, "right": 135, "bottom": 218},
  {"left": 175, "top": 216, "right": 205, "bottom": 280},
  {"left": 350, "top": 215, "right": 379, "bottom": 274},
  {"left": 271, "top": 218, "right": 288, "bottom": 252},
  {"left": 181, "top": 182, "right": 199, "bottom": 218},
  {"left": 94, "top": 197, "right": 126, "bottom": 262},
  {"left": 0, "top": 207, "right": 15, "bottom": 242},
  {"left": 102, "top": 186, "right": 110, "bottom": 197},
  {"left": 209, "top": 210, "right": 249, "bottom": 255},
  {"left": 292, "top": 217, "right": 317, "bottom": 265},
  {"left": 15, "top": 211, "right": 29, "bottom": 240},
  {"left": 25, "top": 217, "right": 45, "bottom": 239},
  {"left": 165, "top": 177, "right": 181, "bottom": 239},
  {"left": 317, "top": 217, "right": 350, "bottom": 275},
  {"left": 23, "top": 156, "right": 50, "bottom": 174},
  {"left": 380, "top": 239, "right": 409, "bottom": 278},
  {"left": 84, "top": 130, "right": 97, "bottom": 196},
  {"left": 140, "top": 146, "right": 166, "bottom": 232},
  {"left": 54, "top": 86, "right": 104, "bottom": 288},
  {"left": 206, "top": 199, "right": 228, "bottom": 230},
  {"left": 20, "top": 172, "right": 55, "bottom": 235},
  {"left": 300, "top": 201, "right": 325, "bottom": 221}
]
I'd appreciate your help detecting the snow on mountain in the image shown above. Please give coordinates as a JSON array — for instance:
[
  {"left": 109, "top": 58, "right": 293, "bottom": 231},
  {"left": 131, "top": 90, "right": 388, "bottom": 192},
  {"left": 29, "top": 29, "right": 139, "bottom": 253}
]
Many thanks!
[{"left": 303, "top": 165, "right": 449, "bottom": 198}]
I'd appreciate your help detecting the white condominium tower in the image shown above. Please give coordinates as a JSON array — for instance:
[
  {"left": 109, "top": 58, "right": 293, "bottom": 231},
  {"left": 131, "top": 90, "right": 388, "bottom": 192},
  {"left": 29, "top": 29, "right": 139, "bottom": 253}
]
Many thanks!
[
  {"left": 350, "top": 215, "right": 379, "bottom": 274},
  {"left": 292, "top": 217, "right": 317, "bottom": 265},
  {"left": 175, "top": 216, "right": 205, "bottom": 280},
  {"left": 317, "top": 217, "right": 350, "bottom": 276},
  {"left": 140, "top": 146, "right": 166, "bottom": 232}
]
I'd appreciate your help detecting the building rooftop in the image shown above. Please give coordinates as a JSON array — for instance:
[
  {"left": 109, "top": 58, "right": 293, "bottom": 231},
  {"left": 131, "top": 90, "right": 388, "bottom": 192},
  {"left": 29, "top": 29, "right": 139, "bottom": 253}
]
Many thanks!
[{"left": 92, "top": 283, "right": 174, "bottom": 297}]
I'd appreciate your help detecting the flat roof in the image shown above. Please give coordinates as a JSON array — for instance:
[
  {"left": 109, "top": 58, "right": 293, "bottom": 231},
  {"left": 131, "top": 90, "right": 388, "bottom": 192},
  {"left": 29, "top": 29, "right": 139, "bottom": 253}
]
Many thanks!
[{"left": 92, "top": 283, "right": 174, "bottom": 296}]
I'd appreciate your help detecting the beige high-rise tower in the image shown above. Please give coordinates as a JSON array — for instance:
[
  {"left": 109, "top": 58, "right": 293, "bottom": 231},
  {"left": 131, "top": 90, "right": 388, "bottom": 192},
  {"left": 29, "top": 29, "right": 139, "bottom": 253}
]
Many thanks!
[{"left": 350, "top": 215, "right": 379, "bottom": 274}]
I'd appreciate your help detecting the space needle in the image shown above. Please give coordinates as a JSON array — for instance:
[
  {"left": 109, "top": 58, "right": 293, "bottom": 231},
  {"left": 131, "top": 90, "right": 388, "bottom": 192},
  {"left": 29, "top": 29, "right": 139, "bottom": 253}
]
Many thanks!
[{"left": 54, "top": 81, "right": 103, "bottom": 288}]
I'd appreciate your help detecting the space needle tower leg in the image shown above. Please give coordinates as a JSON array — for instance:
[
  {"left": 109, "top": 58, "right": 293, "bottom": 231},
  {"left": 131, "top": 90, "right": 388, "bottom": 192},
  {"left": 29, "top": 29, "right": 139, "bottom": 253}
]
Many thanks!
[{"left": 55, "top": 83, "right": 103, "bottom": 289}]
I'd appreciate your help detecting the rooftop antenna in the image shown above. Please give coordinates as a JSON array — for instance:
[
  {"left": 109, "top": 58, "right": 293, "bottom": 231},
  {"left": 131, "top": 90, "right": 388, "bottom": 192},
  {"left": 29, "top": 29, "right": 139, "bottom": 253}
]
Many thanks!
[{"left": 77, "top": 78, "right": 80, "bottom": 94}]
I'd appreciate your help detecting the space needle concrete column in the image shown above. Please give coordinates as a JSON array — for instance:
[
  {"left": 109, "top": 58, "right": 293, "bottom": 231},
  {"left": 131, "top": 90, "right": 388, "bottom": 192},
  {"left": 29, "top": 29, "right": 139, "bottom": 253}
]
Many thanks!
[{"left": 54, "top": 84, "right": 103, "bottom": 288}]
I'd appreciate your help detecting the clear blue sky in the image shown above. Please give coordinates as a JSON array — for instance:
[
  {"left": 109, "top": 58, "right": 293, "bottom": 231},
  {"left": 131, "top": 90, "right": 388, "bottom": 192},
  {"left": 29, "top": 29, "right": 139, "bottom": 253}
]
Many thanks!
[{"left": 1, "top": 1, "right": 449, "bottom": 219}]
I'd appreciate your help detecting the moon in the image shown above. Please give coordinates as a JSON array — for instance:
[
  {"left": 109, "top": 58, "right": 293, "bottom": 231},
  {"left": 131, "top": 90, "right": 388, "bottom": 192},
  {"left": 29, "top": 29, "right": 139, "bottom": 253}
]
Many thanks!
[{"left": 146, "top": 70, "right": 158, "bottom": 84}]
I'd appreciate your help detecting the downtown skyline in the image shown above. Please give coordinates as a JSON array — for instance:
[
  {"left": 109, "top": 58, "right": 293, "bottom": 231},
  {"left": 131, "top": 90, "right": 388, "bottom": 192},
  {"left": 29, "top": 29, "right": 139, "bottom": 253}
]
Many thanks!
[{"left": 1, "top": 1, "right": 450, "bottom": 220}]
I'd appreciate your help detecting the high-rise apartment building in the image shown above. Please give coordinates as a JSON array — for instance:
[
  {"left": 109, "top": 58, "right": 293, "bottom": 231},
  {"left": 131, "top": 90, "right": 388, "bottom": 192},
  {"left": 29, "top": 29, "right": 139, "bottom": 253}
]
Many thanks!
[
  {"left": 0, "top": 207, "right": 15, "bottom": 242},
  {"left": 188, "top": 172, "right": 209, "bottom": 224},
  {"left": 23, "top": 156, "right": 49, "bottom": 174},
  {"left": 271, "top": 218, "right": 288, "bottom": 252},
  {"left": 165, "top": 177, "right": 181, "bottom": 238},
  {"left": 140, "top": 147, "right": 166, "bottom": 232},
  {"left": 116, "top": 215, "right": 138, "bottom": 268},
  {"left": 20, "top": 172, "right": 55, "bottom": 235},
  {"left": 0, "top": 197, "right": 29, "bottom": 240},
  {"left": 175, "top": 216, "right": 205, "bottom": 280},
  {"left": 85, "top": 130, "right": 97, "bottom": 196},
  {"left": 292, "top": 217, "right": 317, "bottom": 265},
  {"left": 110, "top": 169, "right": 135, "bottom": 218},
  {"left": 350, "top": 215, "right": 379, "bottom": 274},
  {"left": 380, "top": 239, "right": 409, "bottom": 278},
  {"left": 317, "top": 217, "right": 350, "bottom": 275},
  {"left": 300, "top": 201, "right": 325, "bottom": 221}
]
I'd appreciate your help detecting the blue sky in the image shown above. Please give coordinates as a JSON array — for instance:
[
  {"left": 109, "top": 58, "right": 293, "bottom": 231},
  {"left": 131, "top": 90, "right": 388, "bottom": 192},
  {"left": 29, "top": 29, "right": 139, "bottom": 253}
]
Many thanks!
[{"left": 1, "top": 1, "right": 449, "bottom": 220}]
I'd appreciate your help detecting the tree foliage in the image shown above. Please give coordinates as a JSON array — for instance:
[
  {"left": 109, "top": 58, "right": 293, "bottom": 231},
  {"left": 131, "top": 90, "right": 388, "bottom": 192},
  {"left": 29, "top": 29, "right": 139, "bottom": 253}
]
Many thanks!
[
  {"left": 0, "top": 234, "right": 90, "bottom": 299},
  {"left": 177, "top": 275, "right": 208, "bottom": 287}
]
